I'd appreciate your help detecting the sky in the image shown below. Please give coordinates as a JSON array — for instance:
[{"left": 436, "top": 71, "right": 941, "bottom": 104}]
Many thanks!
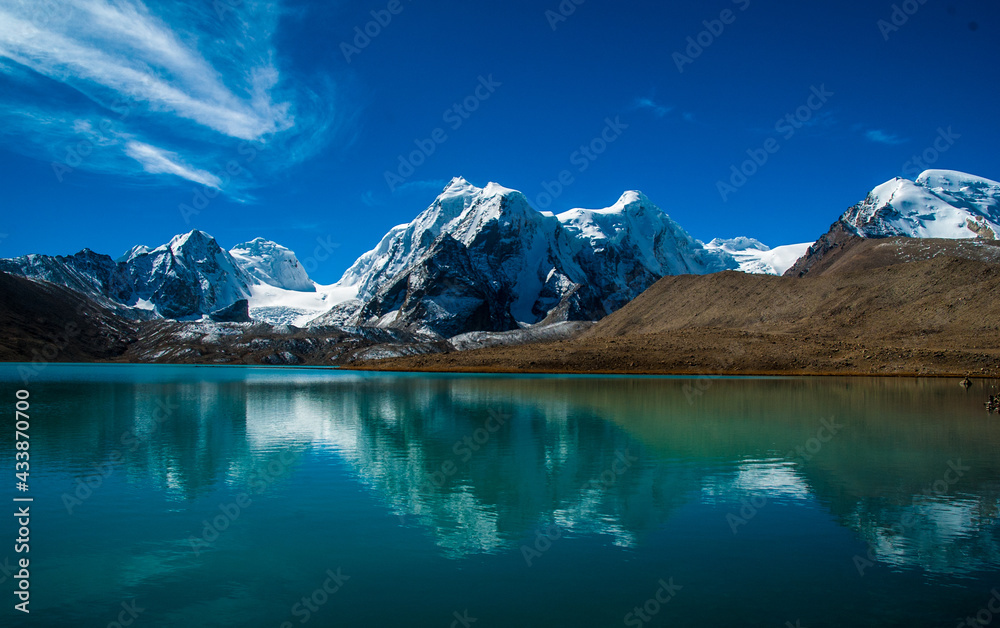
[{"left": 0, "top": 0, "right": 998, "bottom": 283}]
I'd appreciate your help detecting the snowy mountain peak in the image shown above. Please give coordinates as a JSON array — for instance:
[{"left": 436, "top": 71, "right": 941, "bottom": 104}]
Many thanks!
[
  {"left": 328, "top": 178, "right": 742, "bottom": 334},
  {"left": 230, "top": 238, "right": 315, "bottom": 292},
  {"left": 166, "top": 229, "right": 217, "bottom": 251},
  {"left": 118, "top": 245, "right": 150, "bottom": 263},
  {"left": 707, "top": 237, "right": 771, "bottom": 252},
  {"left": 615, "top": 190, "right": 651, "bottom": 209},
  {"left": 842, "top": 170, "right": 1000, "bottom": 240},
  {"left": 441, "top": 176, "right": 477, "bottom": 198},
  {"left": 482, "top": 181, "right": 520, "bottom": 198}
]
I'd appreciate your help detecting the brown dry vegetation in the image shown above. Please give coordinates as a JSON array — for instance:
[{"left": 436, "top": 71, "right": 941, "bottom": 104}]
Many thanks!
[
  {"left": 0, "top": 271, "right": 136, "bottom": 363},
  {"left": 354, "top": 238, "right": 1000, "bottom": 377}
]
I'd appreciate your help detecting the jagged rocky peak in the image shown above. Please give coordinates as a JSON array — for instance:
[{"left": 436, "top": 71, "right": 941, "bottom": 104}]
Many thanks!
[
  {"left": 163, "top": 229, "right": 221, "bottom": 257},
  {"left": 122, "top": 230, "right": 252, "bottom": 319},
  {"left": 327, "top": 177, "right": 739, "bottom": 336},
  {"left": 0, "top": 230, "right": 339, "bottom": 323}
]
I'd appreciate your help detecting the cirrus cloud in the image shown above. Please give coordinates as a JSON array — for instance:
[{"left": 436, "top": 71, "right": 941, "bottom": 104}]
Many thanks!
[{"left": 0, "top": 0, "right": 336, "bottom": 192}]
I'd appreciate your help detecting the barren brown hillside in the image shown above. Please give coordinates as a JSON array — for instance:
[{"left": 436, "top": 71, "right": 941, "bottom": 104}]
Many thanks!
[
  {"left": 0, "top": 271, "right": 137, "bottom": 363},
  {"left": 355, "top": 239, "right": 1000, "bottom": 377}
]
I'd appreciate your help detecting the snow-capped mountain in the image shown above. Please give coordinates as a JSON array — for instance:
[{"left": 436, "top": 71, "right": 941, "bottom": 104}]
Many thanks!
[
  {"left": 230, "top": 238, "right": 315, "bottom": 292},
  {"left": 786, "top": 169, "right": 1000, "bottom": 278},
  {"left": 0, "top": 231, "right": 350, "bottom": 324},
  {"left": 841, "top": 170, "right": 1000, "bottom": 239},
  {"left": 120, "top": 230, "right": 255, "bottom": 319},
  {"left": 704, "top": 237, "right": 812, "bottom": 276},
  {"left": 0, "top": 248, "right": 140, "bottom": 317},
  {"left": 9, "top": 170, "right": 993, "bottom": 338},
  {"left": 315, "top": 177, "right": 738, "bottom": 335}
]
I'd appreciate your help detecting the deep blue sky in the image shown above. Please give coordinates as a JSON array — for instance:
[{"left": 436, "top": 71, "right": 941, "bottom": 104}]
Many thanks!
[{"left": 1, "top": 0, "right": 998, "bottom": 283}]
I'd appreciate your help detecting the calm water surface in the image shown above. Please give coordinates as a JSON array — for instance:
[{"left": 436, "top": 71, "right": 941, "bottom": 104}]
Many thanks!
[{"left": 0, "top": 365, "right": 998, "bottom": 627}]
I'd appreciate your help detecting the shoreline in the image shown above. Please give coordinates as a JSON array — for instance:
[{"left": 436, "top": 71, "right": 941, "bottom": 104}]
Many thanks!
[
  {"left": 346, "top": 363, "right": 999, "bottom": 379},
  {"left": 3, "top": 359, "right": 999, "bottom": 380}
]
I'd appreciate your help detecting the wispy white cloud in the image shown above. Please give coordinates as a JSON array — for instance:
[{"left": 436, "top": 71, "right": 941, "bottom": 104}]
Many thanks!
[
  {"left": 630, "top": 97, "right": 673, "bottom": 118},
  {"left": 124, "top": 141, "right": 222, "bottom": 188},
  {"left": 865, "top": 129, "right": 908, "bottom": 145},
  {"left": 0, "top": 0, "right": 335, "bottom": 193}
]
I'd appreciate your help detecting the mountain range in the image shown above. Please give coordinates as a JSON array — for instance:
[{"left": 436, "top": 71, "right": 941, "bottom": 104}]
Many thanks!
[{"left": 2, "top": 169, "right": 998, "bottom": 347}]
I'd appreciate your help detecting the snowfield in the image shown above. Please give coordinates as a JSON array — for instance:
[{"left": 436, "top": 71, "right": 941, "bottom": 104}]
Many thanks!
[{"left": 705, "top": 238, "right": 812, "bottom": 276}]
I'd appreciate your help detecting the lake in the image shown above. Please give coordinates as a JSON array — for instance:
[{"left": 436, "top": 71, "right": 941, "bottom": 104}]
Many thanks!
[{"left": 1, "top": 365, "right": 998, "bottom": 627}]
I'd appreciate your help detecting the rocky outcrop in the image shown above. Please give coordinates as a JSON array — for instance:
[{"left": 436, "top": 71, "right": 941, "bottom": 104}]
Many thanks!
[
  {"left": 354, "top": 235, "right": 520, "bottom": 337},
  {"left": 209, "top": 299, "right": 251, "bottom": 323},
  {"left": 329, "top": 178, "right": 737, "bottom": 336},
  {"left": 783, "top": 221, "right": 862, "bottom": 278}
]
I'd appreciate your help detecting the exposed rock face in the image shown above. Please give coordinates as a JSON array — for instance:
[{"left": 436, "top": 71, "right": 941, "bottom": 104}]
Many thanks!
[
  {"left": 1, "top": 230, "right": 255, "bottom": 320},
  {"left": 209, "top": 299, "right": 251, "bottom": 323},
  {"left": 783, "top": 221, "right": 861, "bottom": 278},
  {"left": 355, "top": 235, "right": 520, "bottom": 337},
  {"left": 123, "top": 231, "right": 254, "bottom": 319},
  {"left": 0, "top": 249, "right": 137, "bottom": 315},
  {"left": 326, "top": 178, "right": 737, "bottom": 336},
  {"left": 967, "top": 219, "right": 997, "bottom": 240}
]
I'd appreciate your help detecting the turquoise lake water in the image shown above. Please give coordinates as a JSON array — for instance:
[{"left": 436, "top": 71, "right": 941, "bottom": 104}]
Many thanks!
[{"left": 0, "top": 364, "right": 998, "bottom": 627}]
